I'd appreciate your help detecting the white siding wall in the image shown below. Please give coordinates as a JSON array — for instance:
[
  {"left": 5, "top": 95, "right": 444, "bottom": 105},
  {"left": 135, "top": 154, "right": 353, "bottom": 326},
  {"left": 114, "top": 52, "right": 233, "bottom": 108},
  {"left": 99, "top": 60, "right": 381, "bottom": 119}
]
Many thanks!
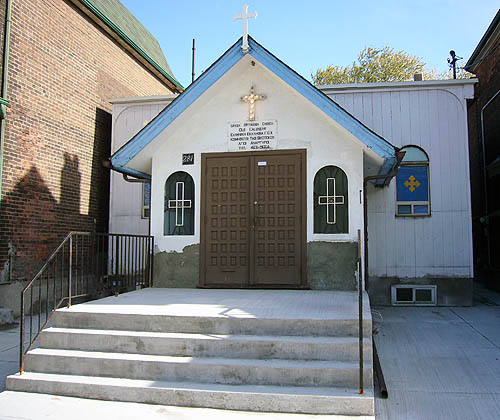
[
  {"left": 324, "top": 84, "right": 474, "bottom": 278},
  {"left": 109, "top": 99, "right": 173, "bottom": 236}
]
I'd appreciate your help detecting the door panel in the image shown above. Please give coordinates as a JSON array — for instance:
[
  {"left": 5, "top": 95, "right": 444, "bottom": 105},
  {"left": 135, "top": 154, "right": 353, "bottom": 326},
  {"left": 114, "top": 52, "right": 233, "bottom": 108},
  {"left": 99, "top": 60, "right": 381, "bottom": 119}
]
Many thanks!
[
  {"left": 203, "top": 156, "right": 251, "bottom": 287},
  {"left": 252, "top": 154, "right": 303, "bottom": 286},
  {"left": 201, "top": 150, "right": 306, "bottom": 288}
]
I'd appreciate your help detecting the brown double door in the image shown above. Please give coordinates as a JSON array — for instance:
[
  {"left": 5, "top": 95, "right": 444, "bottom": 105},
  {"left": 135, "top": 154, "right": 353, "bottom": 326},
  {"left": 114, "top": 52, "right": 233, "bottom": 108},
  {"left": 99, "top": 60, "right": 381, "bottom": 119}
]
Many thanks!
[{"left": 200, "top": 150, "right": 307, "bottom": 288}]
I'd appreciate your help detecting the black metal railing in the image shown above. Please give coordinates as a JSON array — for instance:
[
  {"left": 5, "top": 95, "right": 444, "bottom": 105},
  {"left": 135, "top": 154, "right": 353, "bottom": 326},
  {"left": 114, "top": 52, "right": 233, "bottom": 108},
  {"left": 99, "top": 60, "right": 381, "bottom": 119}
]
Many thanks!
[
  {"left": 357, "top": 229, "right": 364, "bottom": 394},
  {"left": 19, "top": 232, "right": 154, "bottom": 374}
]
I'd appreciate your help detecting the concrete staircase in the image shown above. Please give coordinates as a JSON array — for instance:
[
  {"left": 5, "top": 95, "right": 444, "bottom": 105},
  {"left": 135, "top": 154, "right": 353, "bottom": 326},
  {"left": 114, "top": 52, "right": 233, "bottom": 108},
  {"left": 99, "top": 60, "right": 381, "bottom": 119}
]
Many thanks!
[{"left": 7, "top": 290, "right": 374, "bottom": 416}]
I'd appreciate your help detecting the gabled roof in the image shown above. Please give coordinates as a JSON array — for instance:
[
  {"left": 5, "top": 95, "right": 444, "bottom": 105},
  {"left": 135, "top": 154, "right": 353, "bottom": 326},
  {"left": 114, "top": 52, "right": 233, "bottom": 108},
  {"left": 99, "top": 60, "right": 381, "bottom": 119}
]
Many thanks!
[
  {"left": 71, "top": 0, "right": 183, "bottom": 92},
  {"left": 111, "top": 36, "right": 397, "bottom": 180},
  {"left": 465, "top": 9, "right": 500, "bottom": 73}
]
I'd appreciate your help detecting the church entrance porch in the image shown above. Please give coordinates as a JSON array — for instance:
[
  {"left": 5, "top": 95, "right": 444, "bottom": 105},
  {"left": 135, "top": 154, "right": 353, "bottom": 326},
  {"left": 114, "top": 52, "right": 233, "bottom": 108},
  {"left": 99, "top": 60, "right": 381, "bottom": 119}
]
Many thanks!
[
  {"left": 200, "top": 150, "right": 307, "bottom": 288},
  {"left": 7, "top": 288, "right": 374, "bottom": 416}
]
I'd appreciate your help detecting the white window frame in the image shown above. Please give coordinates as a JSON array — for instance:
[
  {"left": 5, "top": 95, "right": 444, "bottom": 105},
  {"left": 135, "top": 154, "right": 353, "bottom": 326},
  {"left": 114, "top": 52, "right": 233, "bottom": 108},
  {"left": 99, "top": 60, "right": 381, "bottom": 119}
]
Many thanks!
[
  {"left": 396, "top": 146, "right": 431, "bottom": 217},
  {"left": 391, "top": 285, "right": 437, "bottom": 306},
  {"left": 142, "top": 182, "right": 150, "bottom": 219}
]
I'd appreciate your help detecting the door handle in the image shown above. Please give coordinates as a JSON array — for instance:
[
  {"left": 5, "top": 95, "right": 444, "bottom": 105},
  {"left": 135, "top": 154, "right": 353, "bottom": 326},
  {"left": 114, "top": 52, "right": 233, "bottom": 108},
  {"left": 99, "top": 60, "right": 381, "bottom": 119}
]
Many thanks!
[{"left": 253, "top": 201, "right": 258, "bottom": 228}]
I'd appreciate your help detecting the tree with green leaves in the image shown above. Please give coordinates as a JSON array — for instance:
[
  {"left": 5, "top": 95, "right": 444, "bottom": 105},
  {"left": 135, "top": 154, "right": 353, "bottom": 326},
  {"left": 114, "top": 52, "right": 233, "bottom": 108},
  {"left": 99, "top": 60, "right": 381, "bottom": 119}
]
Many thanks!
[{"left": 311, "top": 46, "right": 471, "bottom": 85}]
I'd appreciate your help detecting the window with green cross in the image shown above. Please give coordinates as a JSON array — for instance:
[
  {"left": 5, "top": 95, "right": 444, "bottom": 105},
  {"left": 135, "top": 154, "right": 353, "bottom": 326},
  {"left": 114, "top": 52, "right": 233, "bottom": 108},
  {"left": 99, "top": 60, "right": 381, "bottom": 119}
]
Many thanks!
[
  {"left": 164, "top": 171, "right": 195, "bottom": 235},
  {"left": 313, "top": 165, "right": 348, "bottom": 234}
]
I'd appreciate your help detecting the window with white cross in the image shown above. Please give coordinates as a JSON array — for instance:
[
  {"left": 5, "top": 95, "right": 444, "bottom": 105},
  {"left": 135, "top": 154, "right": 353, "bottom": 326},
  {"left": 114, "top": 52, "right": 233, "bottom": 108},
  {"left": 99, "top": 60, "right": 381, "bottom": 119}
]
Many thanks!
[
  {"left": 164, "top": 171, "right": 195, "bottom": 235},
  {"left": 313, "top": 166, "right": 348, "bottom": 234}
]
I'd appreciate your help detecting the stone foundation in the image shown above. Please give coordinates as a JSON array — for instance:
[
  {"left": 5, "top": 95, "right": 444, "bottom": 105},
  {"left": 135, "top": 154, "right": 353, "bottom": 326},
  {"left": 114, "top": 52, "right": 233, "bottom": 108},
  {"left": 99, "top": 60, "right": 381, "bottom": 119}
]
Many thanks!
[
  {"left": 153, "top": 244, "right": 200, "bottom": 288},
  {"left": 306, "top": 242, "right": 358, "bottom": 290},
  {"left": 152, "top": 241, "right": 358, "bottom": 290}
]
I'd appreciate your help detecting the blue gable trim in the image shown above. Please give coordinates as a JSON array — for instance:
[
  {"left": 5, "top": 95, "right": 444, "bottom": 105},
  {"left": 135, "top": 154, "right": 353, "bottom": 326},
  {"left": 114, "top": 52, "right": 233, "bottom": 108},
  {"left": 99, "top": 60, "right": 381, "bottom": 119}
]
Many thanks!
[
  {"left": 112, "top": 39, "right": 245, "bottom": 168},
  {"left": 376, "top": 157, "right": 398, "bottom": 186},
  {"left": 246, "top": 38, "right": 395, "bottom": 159},
  {"left": 379, "top": 157, "right": 397, "bottom": 175},
  {"left": 112, "top": 164, "right": 151, "bottom": 180},
  {"left": 111, "top": 36, "right": 396, "bottom": 172}
]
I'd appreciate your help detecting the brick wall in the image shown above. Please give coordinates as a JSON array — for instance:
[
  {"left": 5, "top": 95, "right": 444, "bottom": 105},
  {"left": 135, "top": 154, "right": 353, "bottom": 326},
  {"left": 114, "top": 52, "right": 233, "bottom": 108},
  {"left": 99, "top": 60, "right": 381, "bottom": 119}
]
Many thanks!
[
  {"left": 0, "top": 0, "right": 173, "bottom": 281},
  {"left": 467, "top": 41, "right": 500, "bottom": 275}
]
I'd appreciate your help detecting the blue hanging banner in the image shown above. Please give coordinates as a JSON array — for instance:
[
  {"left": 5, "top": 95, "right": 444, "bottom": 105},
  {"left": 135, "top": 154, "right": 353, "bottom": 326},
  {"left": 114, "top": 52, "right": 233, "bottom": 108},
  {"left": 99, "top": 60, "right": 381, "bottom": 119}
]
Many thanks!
[{"left": 396, "top": 166, "right": 428, "bottom": 202}]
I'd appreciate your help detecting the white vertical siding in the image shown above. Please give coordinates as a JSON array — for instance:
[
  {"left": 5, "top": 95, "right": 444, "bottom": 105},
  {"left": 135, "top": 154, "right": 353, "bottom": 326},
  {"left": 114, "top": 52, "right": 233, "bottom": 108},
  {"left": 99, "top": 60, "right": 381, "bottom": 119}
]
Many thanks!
[
  {"left": 109, "top": 100, "right": 171, "bottom": 236},
  {"left": 324, "top": 84, "right": 473, "bottom": 278}
]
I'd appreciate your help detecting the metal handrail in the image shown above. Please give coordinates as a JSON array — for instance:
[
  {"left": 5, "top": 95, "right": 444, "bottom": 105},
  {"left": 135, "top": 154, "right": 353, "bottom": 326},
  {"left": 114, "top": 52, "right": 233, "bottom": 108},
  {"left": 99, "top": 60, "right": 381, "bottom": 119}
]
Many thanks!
[
  {"left": 20, "top": 232, "right": 73, "bottom": 293},
  {"left": 19, "top": 231, "right": 154, "bottom": 374},
  {"left": 357, "top": 229, "right": 364, "bottom": 394}
]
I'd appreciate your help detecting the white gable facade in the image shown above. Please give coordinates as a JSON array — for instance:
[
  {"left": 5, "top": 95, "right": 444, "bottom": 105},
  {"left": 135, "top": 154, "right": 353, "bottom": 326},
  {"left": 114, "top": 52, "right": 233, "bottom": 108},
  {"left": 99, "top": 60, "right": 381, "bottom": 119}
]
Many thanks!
[
  {"left": 153, "top": 56, "right": 361, "bottom": 235},
  {"left": 109, "top": 38, "right": 475, "bottom": 305}
]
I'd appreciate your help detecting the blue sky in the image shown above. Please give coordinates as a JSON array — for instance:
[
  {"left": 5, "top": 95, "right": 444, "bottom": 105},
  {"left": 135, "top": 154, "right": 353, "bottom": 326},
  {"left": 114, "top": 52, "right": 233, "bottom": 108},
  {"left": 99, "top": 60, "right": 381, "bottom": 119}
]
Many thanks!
[{"left": 121, "top": 1, "right": 499, "bottom": 88}]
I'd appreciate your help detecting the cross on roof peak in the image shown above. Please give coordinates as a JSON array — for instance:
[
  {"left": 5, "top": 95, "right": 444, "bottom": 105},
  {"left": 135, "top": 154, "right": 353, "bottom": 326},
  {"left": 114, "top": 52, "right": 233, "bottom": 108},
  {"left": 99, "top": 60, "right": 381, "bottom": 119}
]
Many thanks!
[{"left": 234, "top": 4, "right": 257, "bottom": 53}]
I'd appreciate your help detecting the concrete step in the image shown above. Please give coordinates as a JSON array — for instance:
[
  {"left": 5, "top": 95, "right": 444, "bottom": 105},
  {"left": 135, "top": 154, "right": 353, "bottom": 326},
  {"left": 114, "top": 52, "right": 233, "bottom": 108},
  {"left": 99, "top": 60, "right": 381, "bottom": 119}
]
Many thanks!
[
  {"left": 10, "top": 290, "right": 375, "bottom": 415},
  {"left": 40, "top": 327, "right": 373, "bottom": 363},
  {"left": 24, "top": 348, "right": 373, "bottom": 389},
  {"left": 52, "top": 310, "right": 372, "bottom": 338},
  {"left": 6, "top": 372, "right": 375, "bottom": 416}
]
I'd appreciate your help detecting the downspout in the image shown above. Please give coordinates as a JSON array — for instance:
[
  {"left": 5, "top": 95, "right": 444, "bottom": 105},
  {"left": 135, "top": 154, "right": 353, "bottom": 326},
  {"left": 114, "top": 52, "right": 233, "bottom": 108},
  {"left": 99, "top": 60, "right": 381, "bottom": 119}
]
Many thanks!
[
  {"left": 363, "top": 150, "right": 406, "bottom": 290},
  {"left": 122, "top": 173, "right": 149, "bottom": 184},
  {"left": 121, "top": 173, "right": 153, "bottom": 284},
  {"left": 0, "top": 0, "right": 12, "bottom": 201},
  {"left": 102, "top": 159, "right": 152, "bottom": 236},
  {"left": 480, "top": 88, "right": 500, "bottom": 269}
]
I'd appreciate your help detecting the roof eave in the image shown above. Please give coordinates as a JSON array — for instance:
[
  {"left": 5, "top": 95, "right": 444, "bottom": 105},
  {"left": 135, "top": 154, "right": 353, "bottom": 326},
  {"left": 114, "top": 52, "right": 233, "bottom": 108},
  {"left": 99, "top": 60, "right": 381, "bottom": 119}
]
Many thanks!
[
  {"left": 71, "top": 0, "right": 184, "bottom": 93},
  {"left": 376, "top": 156, "right": 398, "bottom": 186},
  {"left": 112, "top": 36, "right": 397, "bottom": 174},
  {"left": 111, "top": 38, "right": 245, "bottom": 169},
  {"left": 319, "top": 79, "right": 478, "bottom": 92},
  {"left": 465, "top": 9, "right": 500, "bottom": 72},
  {"left": 112, "top": 163, "right": 151, "bottom": 180},
  {"left": 246, "top": 37, "right": 396, "bottom": 161}
]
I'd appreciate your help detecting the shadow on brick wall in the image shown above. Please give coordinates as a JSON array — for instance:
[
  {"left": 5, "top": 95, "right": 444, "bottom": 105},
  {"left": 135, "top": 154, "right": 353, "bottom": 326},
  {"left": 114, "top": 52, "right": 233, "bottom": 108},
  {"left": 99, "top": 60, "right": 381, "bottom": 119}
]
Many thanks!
[
  {"left": 0, "top": 107, "right": 112, "bottom": 282},
  {"left": 90, "top": 108, "right": 111, "bottom": 234},
  {"left": 0, "top": 166, "right": 58, "bottom": 281}
]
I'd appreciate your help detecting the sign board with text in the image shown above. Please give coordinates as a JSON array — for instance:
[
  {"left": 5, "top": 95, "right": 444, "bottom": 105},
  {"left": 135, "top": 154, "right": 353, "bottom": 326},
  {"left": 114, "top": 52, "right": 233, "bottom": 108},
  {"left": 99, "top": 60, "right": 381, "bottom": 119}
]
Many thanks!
[{"left": 228, "top": 120, "right": 277, "bottom": 151}]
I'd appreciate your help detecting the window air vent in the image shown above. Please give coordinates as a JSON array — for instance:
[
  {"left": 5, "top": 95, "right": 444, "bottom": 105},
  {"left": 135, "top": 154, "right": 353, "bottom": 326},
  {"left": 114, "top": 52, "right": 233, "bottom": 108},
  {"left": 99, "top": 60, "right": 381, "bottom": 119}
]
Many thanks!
[{"left": 391, "top": 285, "right": 437, "bottom": 306}]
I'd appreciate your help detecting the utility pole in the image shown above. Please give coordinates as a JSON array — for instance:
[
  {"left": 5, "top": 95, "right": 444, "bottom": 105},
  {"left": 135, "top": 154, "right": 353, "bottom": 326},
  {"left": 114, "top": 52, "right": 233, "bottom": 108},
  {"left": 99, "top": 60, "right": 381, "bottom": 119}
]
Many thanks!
[{"left": 191, "top": 39, "right": 196, "bottom": 83}]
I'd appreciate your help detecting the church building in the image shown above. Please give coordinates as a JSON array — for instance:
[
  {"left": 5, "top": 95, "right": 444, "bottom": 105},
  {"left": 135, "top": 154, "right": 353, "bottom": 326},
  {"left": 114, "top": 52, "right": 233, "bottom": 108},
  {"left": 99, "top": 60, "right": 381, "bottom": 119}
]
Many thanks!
[
  {"left": 5, "top": 8, "right": 478, "bottom": 416},
  {"left": 110, "top": 34, "right": 476, "bottom": 306}
]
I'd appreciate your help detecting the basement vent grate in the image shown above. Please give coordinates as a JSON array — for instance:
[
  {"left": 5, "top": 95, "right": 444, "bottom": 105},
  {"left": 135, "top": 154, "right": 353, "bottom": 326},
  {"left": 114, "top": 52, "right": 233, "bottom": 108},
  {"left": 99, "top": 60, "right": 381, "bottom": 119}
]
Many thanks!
[{"left": 391, "top": 285, "right": 437, "bottom": 306}]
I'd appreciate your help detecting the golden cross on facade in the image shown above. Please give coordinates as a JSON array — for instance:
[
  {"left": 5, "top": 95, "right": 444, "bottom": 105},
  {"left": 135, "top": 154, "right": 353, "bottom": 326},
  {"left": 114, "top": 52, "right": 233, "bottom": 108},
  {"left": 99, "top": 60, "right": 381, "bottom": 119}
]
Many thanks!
[
  {"left": 404, "top": 175, "right": 421, "bottom": 192},
  {"left": 241, "top": 86, "right": 266, "bottom": 121}
]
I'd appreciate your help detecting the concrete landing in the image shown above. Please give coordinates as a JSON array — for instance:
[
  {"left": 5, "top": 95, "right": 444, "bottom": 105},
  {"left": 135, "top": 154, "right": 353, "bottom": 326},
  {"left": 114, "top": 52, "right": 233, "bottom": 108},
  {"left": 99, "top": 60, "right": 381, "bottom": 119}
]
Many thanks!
[{"left": 59, "top": 288, "right": 371, "bottom": 320}]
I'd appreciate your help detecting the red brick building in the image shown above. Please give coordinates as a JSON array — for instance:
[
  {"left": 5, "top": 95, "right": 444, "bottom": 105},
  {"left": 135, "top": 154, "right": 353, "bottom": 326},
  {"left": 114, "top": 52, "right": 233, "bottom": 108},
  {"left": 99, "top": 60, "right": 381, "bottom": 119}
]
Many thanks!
[
  {"left": 0, "top": 0, "right": 182, "bottom": 305},
  {"left": 466, "top": 9, "right": 500, "bottom": 289}
]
